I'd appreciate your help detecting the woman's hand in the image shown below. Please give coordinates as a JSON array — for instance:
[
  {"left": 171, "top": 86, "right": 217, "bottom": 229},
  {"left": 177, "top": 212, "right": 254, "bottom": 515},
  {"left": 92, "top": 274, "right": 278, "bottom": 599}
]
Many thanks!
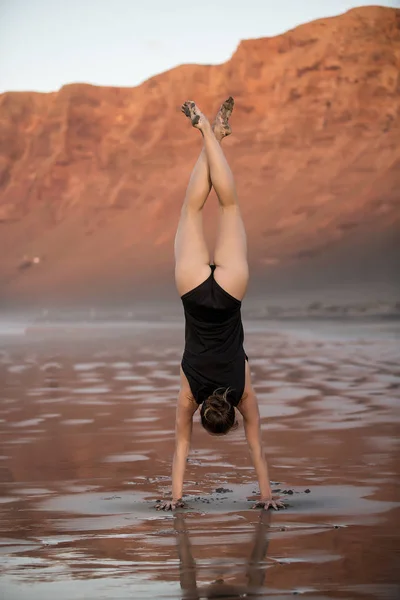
[
  {"left": 248, "top": 496, "right": 286, "bottom": 510},
  {"left": 155, "top": 498, "right": 186, "bottom": 511}
]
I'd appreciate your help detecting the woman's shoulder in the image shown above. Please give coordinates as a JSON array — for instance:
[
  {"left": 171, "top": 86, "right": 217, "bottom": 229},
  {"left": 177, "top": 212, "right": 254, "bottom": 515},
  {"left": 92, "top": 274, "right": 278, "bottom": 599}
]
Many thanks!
[{"left": 179, "top": 366, "right": 199, "bottom": 408}]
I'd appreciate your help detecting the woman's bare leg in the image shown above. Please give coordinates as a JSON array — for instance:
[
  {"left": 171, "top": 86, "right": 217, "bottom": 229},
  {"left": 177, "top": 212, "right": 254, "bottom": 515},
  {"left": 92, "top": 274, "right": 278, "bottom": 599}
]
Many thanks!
[
  {"left": 181, "top": 99, "right": 249, "bottom": 301},
  {"left": 174, "top": 102, "right": 232, "bottom": 297}
]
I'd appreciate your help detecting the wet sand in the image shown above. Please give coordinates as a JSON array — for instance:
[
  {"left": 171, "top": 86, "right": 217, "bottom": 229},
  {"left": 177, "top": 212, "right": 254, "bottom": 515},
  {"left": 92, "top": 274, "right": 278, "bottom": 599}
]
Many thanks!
[{"left": 0, "top": 320, "right": 399, "bottom": 599}]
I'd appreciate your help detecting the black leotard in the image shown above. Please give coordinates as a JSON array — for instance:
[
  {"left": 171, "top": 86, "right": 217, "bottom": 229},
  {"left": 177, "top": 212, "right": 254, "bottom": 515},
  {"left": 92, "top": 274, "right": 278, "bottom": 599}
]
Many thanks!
[{"left": 181, "top": 265, "right": 248, "bottom": 406}]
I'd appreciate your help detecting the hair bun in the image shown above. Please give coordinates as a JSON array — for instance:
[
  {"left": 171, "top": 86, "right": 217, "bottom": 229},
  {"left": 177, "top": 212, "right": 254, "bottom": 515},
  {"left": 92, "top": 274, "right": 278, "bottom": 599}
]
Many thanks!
[
  {"left": 200, "top": 388, "right": 236, "bottom": 435},
  {"left": 203, "top": 387, "right": 233, "bottom": 422}
]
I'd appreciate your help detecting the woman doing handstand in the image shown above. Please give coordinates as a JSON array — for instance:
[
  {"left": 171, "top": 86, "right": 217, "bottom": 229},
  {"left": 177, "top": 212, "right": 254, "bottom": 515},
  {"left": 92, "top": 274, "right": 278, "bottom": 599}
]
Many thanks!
[{"left": 157, "top": 98, "right": 284, "bottom": 512}]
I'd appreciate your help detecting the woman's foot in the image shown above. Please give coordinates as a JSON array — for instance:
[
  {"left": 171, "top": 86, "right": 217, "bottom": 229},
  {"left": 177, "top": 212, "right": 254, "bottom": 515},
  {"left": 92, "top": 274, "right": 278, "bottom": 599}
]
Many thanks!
[
  {"left": 181, "top": 101, "right": 209, "bottom": 131},
  {"left": 213, "top": 96, "right": 234, "bottom": 141}
]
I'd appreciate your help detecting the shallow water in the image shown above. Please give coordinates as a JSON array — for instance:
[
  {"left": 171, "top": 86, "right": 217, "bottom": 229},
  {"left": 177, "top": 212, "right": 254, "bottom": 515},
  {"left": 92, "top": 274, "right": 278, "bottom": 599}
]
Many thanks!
[{"left": 0, "top": 320, "right": 399, "bottom": 599}]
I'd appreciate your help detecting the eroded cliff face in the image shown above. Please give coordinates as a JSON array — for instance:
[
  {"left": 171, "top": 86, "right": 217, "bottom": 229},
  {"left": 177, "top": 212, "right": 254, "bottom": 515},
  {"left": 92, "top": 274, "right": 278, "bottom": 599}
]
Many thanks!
[{"left": 0, "top": 6, "right": 399, "bottom": 307}]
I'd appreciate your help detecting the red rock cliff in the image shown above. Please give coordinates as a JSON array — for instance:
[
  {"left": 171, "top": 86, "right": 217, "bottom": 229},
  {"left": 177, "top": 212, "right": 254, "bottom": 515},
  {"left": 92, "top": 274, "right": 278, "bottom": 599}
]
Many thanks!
[{"left": 0, "top": 6, "right": 399, "bottom": 307}]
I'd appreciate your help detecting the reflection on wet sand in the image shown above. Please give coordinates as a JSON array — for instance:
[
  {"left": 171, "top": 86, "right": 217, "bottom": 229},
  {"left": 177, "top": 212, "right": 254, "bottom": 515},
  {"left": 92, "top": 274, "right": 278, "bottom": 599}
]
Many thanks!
[
  {"left": 175, "top": 511, "right": 271, "bottom": 599},
  {"left": 0, "top": 320, "right": 399, "bottom": 599}
]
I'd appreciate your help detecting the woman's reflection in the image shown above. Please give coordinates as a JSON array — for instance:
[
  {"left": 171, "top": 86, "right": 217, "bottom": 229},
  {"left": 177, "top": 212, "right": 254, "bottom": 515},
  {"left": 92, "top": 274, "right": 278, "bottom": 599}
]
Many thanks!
[{"left": 174, "top": 511, "right": 271, "bottom": 599}]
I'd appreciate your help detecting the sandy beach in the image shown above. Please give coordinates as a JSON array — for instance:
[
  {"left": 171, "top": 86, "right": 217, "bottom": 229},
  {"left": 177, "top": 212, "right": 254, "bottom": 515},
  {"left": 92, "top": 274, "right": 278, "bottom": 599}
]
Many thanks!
[{"left": 0, "top": 319, "right": 399, "bottom": 599}]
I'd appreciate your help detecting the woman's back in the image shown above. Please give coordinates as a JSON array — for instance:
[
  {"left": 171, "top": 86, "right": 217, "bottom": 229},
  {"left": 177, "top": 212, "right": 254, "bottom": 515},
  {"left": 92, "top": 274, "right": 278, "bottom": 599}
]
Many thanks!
[{"left": 181, "top": 265, "right": 247, "bottom": 406}]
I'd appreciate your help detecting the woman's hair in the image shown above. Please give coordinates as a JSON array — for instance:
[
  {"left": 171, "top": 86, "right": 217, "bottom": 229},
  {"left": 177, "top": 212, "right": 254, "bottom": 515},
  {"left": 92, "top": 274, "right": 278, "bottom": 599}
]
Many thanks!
[{"left": 200, "top": 388, "right": 237, "bottom": 435}]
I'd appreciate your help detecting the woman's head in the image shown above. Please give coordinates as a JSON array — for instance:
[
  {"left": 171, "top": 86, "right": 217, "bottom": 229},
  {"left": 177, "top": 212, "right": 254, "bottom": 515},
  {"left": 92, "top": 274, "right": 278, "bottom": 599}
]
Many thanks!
[{"left": 200, "top": 388, "right": 238, "bottom": 435}]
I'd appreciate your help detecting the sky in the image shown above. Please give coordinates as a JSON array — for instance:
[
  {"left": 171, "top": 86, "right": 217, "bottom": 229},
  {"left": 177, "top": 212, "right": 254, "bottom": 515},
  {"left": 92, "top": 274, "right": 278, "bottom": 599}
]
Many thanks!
[{"left": 0, "top": 0, "right": 398, "bottom": 93}]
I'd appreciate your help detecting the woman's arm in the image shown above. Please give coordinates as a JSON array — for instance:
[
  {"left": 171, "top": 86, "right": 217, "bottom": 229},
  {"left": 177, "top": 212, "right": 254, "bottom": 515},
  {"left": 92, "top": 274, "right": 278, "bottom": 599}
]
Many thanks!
[
  {"left": 238, "top": 392, "right": 285, "bottom": 510},
  {"left": 156, "top": 390, "right": 198, "bottom": 510},
  {"left": 172, "top": 393, "right": 196, "bottom": 500}
]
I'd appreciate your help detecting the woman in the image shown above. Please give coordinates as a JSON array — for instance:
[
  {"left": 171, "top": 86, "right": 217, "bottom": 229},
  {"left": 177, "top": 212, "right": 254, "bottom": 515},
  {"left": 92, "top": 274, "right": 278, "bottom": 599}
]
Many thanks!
[{"left": 157, "top": 98, "right": 284, "bottom": 511}]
